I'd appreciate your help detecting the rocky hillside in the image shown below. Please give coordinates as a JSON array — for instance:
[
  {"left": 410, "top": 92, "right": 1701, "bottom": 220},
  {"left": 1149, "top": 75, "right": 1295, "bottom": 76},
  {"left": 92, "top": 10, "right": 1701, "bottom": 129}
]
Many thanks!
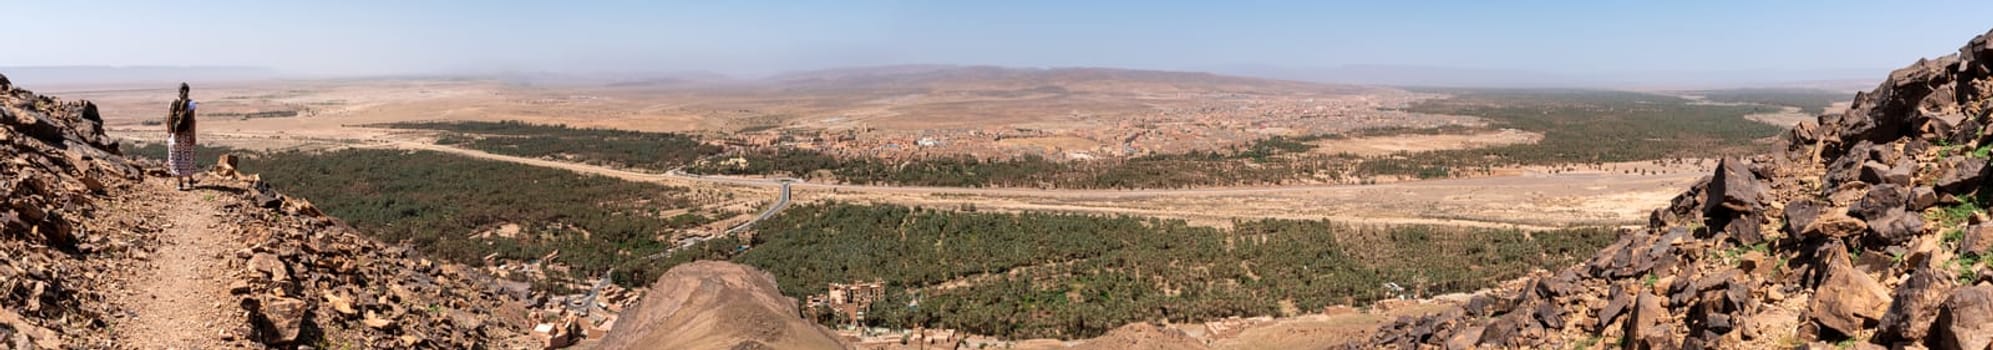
[
  {"left": 1354, "top": 28, "right": 1993, "bottom": 349},
  {"left": 597, "top": 261, "right": 846, "bottom": 349},
  {"left": 0, "top": 75, "right": 534, "bottom": 348}
]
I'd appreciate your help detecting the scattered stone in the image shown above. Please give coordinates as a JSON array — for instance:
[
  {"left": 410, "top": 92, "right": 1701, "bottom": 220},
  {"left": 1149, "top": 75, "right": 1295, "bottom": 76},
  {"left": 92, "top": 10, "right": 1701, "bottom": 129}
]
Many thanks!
[{"left": 0, "top": 64, "right": 524, "bottom": 349}]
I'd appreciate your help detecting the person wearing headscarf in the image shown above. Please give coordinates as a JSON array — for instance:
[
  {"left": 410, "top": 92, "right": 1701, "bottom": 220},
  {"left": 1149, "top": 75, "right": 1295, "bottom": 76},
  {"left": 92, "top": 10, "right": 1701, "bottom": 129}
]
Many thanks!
[{"left": 165, "top": 83, "right": 199, "bottom": 190}]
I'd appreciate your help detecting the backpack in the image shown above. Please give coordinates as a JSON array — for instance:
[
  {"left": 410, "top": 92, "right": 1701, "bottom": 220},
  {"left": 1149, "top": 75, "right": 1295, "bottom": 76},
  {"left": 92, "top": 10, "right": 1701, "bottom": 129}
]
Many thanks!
[{"left": 166, "top": 99, "right": 195, "bottom": 133}]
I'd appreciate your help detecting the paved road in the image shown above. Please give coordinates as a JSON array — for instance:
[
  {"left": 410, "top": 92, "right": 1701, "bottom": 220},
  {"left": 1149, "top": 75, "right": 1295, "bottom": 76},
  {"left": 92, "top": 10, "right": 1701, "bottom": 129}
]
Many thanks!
[{"left": 725, "top": 180, "right": 792, "bottom": 234}]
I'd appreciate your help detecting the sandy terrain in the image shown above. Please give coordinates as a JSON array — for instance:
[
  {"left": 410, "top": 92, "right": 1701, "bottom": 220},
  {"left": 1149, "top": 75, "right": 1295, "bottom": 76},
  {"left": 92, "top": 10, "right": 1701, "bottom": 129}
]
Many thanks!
[
  {"left": 998, "top": 135, "right": 1110, "bottom": 152},
  {"left": 1744, "top": 106, "right": 1814, "bottom": 128},
  {"left": 58, "top": 71, "right": 1476, "bottom": 161},
  {"left": 1308, "top": 129, "right": 1542, "bottom": 156}
]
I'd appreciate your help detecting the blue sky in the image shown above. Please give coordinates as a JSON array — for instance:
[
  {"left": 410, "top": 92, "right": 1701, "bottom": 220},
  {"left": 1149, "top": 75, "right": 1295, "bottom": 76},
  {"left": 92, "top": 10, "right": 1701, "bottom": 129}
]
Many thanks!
[{"left": 5, "top": 0, "right": 1992, "bottom": 84}]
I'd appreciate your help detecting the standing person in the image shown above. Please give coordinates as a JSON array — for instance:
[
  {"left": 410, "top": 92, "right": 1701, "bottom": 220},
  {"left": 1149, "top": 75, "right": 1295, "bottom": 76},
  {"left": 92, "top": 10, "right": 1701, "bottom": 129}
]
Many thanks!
[{"left": 166, "top": 83, "right": 199, "bottom": 190}]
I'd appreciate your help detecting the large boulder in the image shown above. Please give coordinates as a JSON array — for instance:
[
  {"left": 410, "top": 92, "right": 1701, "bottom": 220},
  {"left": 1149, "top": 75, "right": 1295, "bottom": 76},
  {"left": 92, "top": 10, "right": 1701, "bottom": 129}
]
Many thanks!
[
  {"left": 1810, "top": 253, "right": 1891, "bottom": 336},
  {"left": 1876, "top": 267, "right": 1957, "bottom": 343},
  {"left": 1853, "top": 184, "right": 1911, "bottom": 219},
  {"left": 1707, "top": 158, "right": 1765, "bottom": 216},
  {"left": 1866, "top": 209, "right": 1926, "bottom": 244},
  {"left": 1932, "top": 286, "right": 1993, "bottom": 350},
  {"left": 1936, "top": 156, "right": 1988, "bottom": 195}
]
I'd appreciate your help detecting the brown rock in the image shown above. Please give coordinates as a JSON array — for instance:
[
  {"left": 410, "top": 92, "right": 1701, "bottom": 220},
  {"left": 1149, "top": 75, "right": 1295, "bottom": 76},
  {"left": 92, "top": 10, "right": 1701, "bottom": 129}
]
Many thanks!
[
  {"left": 1726, "top": 213, "right": 1766, "bottom": 245},
  {"left": 1786, "top": 199, "right": 1824, "bottom": 235},
  {"left": 250, "top": 296, "right": 309, "bottom": 344},
  {"left": 1937, "top": 156, "right": 1988, "bottom": 194},
  {"left": 247, "top": 253, "right": 289, "bottom": 281},
  {"left": 1621, "top": 290, "right": 1671, "bottom": 349},
  {"left": 1960, "top": 225, "right": 1993, "bottom": 257},
  {"left": 325, "top": 292, "right": 358, "bottom": 316},
  {"left": 1878, "top": 267, "right": 1957, "bottom": 343},
  {"left": 1532, "top": 302, "right": 1564, "bottom": 329},
  {"left": 1913, "top": 186, "right": 1940, "bottom": 210},
  {"left": 216, "top": 153, "right": 240, "bottom": 174},
  {"left": 1598, "top": 285, "right": 1634, "bottom": 330},
  {"left": 1866, "top": 208, "right": 1926, "bottom": 244},
  {"left": 1810, "top": 254, "right": 1891, "bottom": 336},
  {"left": 228, "top": 280, "right": 253, "bottom": 295},
  {"left": 1803, "top": 209, "right": 1870, "bottom": 239},
  {"left": 1445, "top": 325, "right": 1484, "bottom": 350},
  {"left": 1885, "top": 160, "right": 1917, "bottom": 186},
  {"left": 1932, "top": 285, "right": 1993, "bottom": 350},
  {"left": 1860, "top": 161, "right": 1894, "bottom": 185},
  {"left": 1737, "top": 251, "right": 1770, "bottom": 276},
  {"left": 1708, "top": 158, "right": 1765, "bottom": 214},
  {"left": 0, "top": 308, "right": 63, "bottom": 349},
  {"left": 362, "top": 311, "right": 393, "bottom": 330},
  {"left": 1853, "top": 184, "right": 1911, "bottom": 220}
]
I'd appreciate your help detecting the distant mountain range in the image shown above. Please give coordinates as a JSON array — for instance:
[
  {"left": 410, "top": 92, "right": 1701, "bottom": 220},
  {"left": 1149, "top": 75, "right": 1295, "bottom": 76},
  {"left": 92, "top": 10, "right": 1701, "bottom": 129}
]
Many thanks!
[
  {"left": 0, "top": 64, "right": 1885, "bottom": 91},
  {"left": 1201, "top": 64, "right": 1884, "bottom": 91},
  {"left": 754, "top": 64, "right": 1376, "bottom": 94},
  {"left": 0, "top": 66, "right": 280, "bottom": 86}
]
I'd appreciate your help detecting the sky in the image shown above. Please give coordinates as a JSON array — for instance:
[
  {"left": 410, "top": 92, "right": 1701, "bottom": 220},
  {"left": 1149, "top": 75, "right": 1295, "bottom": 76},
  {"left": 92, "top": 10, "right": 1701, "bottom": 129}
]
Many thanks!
[{"left": 5, "top": 0, "right": 1993, "bottom": 86}]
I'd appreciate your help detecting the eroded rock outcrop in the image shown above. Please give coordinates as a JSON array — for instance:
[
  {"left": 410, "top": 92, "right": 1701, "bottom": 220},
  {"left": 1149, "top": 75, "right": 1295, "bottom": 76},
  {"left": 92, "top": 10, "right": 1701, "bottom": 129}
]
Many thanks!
[
  {"left": 1351, "top": 27, "right": 1993, "bottom": 349},
  {"left": 598, "top": 261, "right": 847, "bottom": 350},
  {"left": 0, "top": 72, "right": 139, "bottom": 349}
]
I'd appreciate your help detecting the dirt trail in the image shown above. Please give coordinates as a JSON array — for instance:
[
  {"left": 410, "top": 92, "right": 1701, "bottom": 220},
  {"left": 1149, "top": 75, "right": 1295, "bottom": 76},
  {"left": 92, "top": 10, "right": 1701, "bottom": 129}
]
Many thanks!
[{"left": 111, "top": 179, "right": 247, "bottom": 348}]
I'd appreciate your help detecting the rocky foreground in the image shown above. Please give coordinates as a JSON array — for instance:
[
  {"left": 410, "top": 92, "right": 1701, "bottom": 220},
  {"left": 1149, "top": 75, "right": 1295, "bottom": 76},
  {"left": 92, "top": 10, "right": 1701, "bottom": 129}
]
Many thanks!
[
  {"left": 1, "top": 74, "right": 541, "bottom": 347},
  {"left": 1355, "top": 28, "right": 1993, "bottom": 349}
]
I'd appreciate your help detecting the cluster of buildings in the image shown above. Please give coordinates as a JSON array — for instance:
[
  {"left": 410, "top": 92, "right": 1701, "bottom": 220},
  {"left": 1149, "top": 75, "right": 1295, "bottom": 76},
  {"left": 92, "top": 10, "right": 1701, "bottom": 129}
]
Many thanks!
[{"left": 805, "top": 280, "right": 889, "bottom": 328}]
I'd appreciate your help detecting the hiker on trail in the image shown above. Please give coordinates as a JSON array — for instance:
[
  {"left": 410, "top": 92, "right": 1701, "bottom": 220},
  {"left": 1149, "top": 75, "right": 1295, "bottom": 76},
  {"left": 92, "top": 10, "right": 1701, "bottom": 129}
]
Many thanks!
[{"left": 166, "top": 83, "right": 199, "bottom": 190}]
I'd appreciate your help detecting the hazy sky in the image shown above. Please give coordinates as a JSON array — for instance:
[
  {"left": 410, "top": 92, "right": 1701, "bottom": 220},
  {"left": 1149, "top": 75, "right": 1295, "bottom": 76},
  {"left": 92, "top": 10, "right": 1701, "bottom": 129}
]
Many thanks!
[{"left": 7, "top": 0, "right": 1993, "bottom": 81}]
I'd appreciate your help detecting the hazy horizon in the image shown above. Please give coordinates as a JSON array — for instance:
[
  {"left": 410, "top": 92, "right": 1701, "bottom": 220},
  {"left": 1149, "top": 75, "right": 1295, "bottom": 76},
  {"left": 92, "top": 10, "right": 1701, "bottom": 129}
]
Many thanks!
[{"left": 8, "top": 1, "right": 1993, "bottom": 87}]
